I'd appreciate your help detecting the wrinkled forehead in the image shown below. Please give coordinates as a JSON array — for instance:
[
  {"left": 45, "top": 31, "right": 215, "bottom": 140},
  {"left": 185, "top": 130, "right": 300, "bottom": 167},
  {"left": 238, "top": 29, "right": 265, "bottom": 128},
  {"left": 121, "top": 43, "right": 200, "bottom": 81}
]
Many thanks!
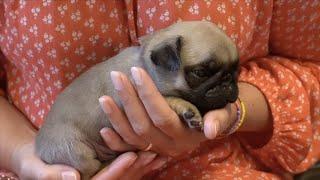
[
  {"left": 143, "top": 21, "right": 238, "bottom": 66},
  {"left": 180, "top": 31, "right": 237, "bottom": 67},
  {"left": 168, "top": 23, "right": 238, "bottom": 66}
]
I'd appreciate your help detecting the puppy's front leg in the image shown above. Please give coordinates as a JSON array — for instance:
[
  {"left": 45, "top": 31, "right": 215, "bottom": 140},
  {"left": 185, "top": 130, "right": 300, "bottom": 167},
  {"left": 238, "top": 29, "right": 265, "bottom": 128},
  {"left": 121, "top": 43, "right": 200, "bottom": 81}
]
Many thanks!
[{"left": 165, "top": 97, "right": 203, "bottom": 131}]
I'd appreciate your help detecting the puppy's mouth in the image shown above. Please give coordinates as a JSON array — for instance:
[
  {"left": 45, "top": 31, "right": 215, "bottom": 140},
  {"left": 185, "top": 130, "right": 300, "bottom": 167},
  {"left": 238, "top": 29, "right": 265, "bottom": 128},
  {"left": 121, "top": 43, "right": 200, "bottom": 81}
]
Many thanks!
[
  {"left": 204, "top": 73, "right": 236, "bottom": 98},
  {"left": 179, "top": 70, "right": 239, "bottom": 115}
]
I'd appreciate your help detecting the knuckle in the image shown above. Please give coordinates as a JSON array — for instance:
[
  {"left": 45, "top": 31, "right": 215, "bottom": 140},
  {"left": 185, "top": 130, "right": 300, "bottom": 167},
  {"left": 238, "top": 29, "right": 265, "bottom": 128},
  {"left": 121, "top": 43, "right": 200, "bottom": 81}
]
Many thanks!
[
  {"left": 108, "top": 141, "right": 122, "bottom": 151},
  {"left": 122, "top": 136, "right": 137, "bottom": 145},
  {"left": 122, "top": 136, "right": 144, "bottom": 149},
  {"left": 133, "top": 123, "right": 151, "bottom": 136},
  {"left": 110, "top": 146, "right": 123, "bottom": 152},
  {"left": 120, "top": 94, "right": 132, "bottom": 106},
  {"left": 153, "top": 112, "right": 177, "bottom": 128},
  {"left": 109, "top": 140, "right": 133, "bottom": 151},
  {"left": 138, "top": 89, "right": 157, "bottom": 100},
  {"left": 154, "top": 118, "right": 170, "bottom": 128}
]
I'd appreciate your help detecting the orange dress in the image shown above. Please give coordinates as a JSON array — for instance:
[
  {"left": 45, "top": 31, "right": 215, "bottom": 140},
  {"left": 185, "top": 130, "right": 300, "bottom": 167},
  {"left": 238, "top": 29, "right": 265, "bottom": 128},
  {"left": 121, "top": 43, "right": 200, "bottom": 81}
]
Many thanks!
[{"left": 0, "top": 1, "right": 319, "bottom": 179}]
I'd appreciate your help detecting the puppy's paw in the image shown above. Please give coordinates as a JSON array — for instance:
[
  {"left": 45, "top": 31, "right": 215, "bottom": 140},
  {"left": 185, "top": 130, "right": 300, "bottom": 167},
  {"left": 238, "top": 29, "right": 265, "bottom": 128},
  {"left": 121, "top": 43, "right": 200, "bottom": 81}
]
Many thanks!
[
  {"left": 182, "top": 108, "right": 203, "bottom": 131},
  {"left": 165, "top": 97, "right": 203, "bottom": 131}
]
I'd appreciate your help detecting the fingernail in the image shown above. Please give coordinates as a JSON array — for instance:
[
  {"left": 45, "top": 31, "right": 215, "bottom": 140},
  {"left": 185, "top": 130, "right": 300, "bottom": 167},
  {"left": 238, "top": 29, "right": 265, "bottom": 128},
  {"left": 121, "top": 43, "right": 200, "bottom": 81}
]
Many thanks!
[
  {"left": 110, "top": 71, "right": 124, "bottom": 90},
  {"left": 61, "top": 171, "right": 76, "bottom": 180},
  {"left": 131, "top": 67, "right": 142, "bottom": 85},
  {"left": 204, "top": 119, "right": 217, "bottom": 139},
  {"left": 151, "top": 159, "right": 167, "bottom": 170},
  {"left": 114, "top": 152, "right": 138, "bottom": 166},
  {"left": 143, "top": 153, "right": 157, "bottom": 166},
  {"left": 99, "top": 96, "right": 112, "bottom": 114},
  {"left": 213, "top": 123, "right": 218, "bottom": 138},
  {"left": 100, "top": 127, "right": 109, "bottom": 135}
]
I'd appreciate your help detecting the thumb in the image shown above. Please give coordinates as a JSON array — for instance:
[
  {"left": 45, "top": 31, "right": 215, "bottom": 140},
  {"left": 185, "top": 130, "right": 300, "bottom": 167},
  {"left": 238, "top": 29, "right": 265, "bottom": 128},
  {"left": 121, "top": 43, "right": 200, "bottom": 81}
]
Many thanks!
[
  {"left": 92, "top": 152, "right": 138, "bottom": 180},
  {"left": 38, "top": 164, "right": 80, "bottom": 180},
  {"left": 203, "top": 108, "right": 230, "bottom": 139}
]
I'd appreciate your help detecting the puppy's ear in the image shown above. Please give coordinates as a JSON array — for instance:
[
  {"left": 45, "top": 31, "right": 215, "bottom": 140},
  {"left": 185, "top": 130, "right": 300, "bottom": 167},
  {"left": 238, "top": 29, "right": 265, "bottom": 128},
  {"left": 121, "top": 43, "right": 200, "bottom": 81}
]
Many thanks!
[
  {"left": 151, "top": 36, "right": 182, "bottom": 71},
  {"left": 138, "top": 34, "right": 153, "bottom": 45},
  {"left": 139, "top": 28, "right": 167, "bottom": 45}
]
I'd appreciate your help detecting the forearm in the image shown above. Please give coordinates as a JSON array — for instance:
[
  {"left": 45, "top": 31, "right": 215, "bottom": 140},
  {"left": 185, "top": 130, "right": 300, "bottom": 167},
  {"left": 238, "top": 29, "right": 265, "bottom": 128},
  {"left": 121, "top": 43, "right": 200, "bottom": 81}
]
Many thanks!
[
  {"left": 0, "top": 96, "right": 36, "bottom": 172},
  {"left": 236, "top": 82, "right": 272, "bottom": 132}
]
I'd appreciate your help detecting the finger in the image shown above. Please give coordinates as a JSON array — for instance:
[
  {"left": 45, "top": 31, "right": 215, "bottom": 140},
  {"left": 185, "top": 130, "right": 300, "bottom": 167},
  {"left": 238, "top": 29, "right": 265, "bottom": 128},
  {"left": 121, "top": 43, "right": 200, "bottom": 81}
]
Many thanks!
[
  {"left": 100, "top": 127, "right": 136, "bottom": 151},
  {"left": 38, "top": 164, "right": 80, "bottom": 180},
  {"left": 121, "top": 154, "right": 167, "bottom": 180},
  {"left": 99, "top": 96, "right": 147, "bottom": 150},
  {"left": 16, "top": 144, "right": 80, "bottom": 180},
  {"left": 142, "top": 156, "right": 168, "bottom": 174},
  {"left": 122, "top": 152, "right": 158, "bottom": 180},
  {"left": 110, "top": 71, "right": 173, "bottom": 151},
  {"left": 203, "top": 108, "right": 230, "bottom": 139},
  {"left": 92, "top": 152, "right": 137, "bottom": 180},
  {"left": 127, "top": 151, "right": 157, "bottom": 171},
  {"left": 130, "top": 67, "right": 187, "bottom": 138}
]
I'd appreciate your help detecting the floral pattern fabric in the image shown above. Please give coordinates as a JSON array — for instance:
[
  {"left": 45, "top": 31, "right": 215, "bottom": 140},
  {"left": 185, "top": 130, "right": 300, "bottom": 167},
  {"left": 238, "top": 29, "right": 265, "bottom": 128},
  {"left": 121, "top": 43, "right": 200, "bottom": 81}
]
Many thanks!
[
  {"left": 0, "top": 0, "right": 319, "bottom": 179},
  {"left": 270, "top": 0, "right": 320, "bottom": 61}
]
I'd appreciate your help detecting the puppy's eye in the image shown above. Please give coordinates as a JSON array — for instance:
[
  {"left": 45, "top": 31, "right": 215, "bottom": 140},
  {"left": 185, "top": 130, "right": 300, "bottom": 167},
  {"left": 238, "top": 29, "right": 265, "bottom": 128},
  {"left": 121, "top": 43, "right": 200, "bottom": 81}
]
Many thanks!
[
  {"left": 209, "top": 61, "right": 220, "bottom": 73},
  {"left": 185, "top": 67, "right": 209, "bottom": 88},
  {"left": 192, "top": 68, "right": 207, "bottom": 77}
]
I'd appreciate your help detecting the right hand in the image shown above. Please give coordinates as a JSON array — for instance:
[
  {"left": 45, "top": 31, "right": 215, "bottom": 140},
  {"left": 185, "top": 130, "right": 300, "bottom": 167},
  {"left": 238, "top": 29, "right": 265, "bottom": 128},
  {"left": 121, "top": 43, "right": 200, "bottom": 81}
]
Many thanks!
[
  {"left": 14, "top": 142, "right": 165, "bottom": 180},
  {"left": 13, "top": 142, "right": 81, "bottom": 180},
  {"left": 98, "top": 69, "right": 207, "bottom": 158},
  {"left": 4, "top": 96, "right": 164, "bottom": 180},
  {"left": 92, "top": 151, "right": 167, "bottom": 180}
]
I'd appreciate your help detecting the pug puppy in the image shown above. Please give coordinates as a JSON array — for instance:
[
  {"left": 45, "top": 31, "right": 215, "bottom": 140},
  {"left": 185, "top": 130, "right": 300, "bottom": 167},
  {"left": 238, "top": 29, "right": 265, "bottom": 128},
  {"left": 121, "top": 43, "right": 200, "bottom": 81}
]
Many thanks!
[{"left": 35, "top": 21, "right": 239, "bottom": 179}]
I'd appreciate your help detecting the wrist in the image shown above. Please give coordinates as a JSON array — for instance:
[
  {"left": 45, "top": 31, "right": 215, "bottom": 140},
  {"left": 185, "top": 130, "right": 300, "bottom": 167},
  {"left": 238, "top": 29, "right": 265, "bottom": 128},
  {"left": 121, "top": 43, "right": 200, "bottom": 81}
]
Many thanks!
[
  {"left": 0, "top": 96, "right": 37, "bottom": 173},
  {"left": 229, "top": 102, "right": 238, "bottom": 127},
  {"left": 11, "top": 140, "right": 35, "bottom": 175},
  {"left": 236, "top": 82, "right": 272, "bottom": 132},
  {"left": 214, "top": 103, "right": 239, "bottom": 139}
]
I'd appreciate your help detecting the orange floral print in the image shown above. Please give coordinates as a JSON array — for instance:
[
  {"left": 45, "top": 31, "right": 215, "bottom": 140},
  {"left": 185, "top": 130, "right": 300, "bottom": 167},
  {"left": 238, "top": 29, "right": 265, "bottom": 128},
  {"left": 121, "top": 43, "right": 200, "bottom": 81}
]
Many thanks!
[{"left": 0, "top": 0, "right": 319, "bottom": 179}]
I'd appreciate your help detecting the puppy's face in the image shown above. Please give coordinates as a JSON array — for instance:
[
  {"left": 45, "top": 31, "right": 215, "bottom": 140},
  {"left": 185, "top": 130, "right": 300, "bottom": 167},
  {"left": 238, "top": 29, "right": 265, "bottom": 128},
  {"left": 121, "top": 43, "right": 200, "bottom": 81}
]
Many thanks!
[{"left": 141, "top": 21, "right": 239, "bottom": 114}]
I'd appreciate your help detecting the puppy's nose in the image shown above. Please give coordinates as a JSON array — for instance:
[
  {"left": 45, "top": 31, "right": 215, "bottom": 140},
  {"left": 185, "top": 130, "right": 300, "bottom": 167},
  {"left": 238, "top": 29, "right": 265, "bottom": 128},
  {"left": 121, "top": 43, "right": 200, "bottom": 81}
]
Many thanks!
[
  {"left": 205, "top": 74, "right": 232, "bottom": 98},
  {"left": 178, "top": 70, "right": 238, "bottom": 113},
  {"left": 195, "top": 71, "right": 224, "bottom": 93}
]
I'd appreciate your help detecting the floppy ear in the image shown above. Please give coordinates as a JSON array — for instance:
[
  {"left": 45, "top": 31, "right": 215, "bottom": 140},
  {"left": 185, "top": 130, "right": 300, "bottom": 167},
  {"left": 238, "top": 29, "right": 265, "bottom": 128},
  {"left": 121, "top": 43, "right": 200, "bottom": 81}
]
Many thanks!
[
  {"left": 139, "top": 28, "right": 168, "bottom": 45},
  {"left": 138, "top": 34, "right": 153, "bottom": 45},
  {"left": 150, "top": 36, "right": 182, "bottom": 71}
]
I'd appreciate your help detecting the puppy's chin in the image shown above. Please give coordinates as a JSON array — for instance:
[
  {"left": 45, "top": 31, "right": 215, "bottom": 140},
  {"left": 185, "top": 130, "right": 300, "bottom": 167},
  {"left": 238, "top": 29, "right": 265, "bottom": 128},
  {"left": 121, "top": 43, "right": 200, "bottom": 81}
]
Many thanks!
[
  {"left": 201, "top": 82, "right": 238, "bottom": 113},
  {"left": 178, "top": 78, "right": 239, "bottom": 115}
]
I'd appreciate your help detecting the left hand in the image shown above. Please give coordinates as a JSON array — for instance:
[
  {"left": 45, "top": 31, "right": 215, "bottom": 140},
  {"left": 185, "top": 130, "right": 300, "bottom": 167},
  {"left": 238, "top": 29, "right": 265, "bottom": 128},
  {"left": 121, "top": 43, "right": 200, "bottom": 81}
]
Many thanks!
[
  {"left": 99, "top": 67, "right": 237, "bottom": 157},
  {"left": 92, "top": 151, "right": 166, "bottom": 180},
  {"left": 202, "top": 103, "right": 238, "bottom": 139}
]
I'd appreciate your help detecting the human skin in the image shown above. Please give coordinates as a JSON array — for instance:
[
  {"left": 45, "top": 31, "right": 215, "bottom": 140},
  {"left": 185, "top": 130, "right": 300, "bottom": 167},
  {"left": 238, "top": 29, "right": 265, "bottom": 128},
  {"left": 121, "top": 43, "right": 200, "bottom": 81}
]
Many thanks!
[
  {"left": 0, "top": 96, "right": 166, "bottom": 180},
  {"left": 98, "top": 67, "right": 272, "bottom": 154},
  {"left": 0, "top": 67, "right": 271, "bottom": 179}
]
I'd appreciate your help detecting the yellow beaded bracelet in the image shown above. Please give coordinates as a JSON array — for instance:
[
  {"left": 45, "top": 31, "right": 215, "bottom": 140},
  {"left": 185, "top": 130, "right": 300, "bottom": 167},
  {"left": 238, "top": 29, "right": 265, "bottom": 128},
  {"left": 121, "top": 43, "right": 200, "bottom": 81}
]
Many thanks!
[
  {"left": 216, "top": 97, "right": 247, "bottom": 139},
  {"left": 236, "top": 98, "right": 246, "bottom": 131}
]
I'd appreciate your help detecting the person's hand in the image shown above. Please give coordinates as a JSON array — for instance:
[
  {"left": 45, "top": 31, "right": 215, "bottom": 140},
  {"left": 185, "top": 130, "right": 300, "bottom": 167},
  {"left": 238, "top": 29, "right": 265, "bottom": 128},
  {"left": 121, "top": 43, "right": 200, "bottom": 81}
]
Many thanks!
[
  {"left": 13, "top": 142, "right": 165, "bottom": 180},
  {"left": 1, "top": 96, "right": 80, "bottom": 179},
  {"left": 202, "top": 103, "right": 238, "bottom": 139},
  {"left": 91, "top": 125, "right": 167, "bottom": 180},
  {"left": 98, "top": 67, "right": 238, "bottom": 157},
  {"left": 12, "top": 142, "right": 81, "bottom": 180},
  {"left": 92, "top": 151, "right": 167, "bottom": 180}
]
